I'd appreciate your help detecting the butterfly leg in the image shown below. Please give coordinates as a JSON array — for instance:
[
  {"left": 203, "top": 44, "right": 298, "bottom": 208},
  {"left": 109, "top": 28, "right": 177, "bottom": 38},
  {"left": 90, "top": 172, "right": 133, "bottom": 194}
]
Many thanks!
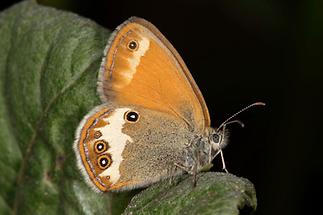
[
  {"left": 211, "top": 128, "right": 229, "bottom": 173},
  {"left": 174, "top": 162, "right": 199, "bottom": 187},
  {"left": 219, "top": 149, "right": 228, "bottom": 173},
  {"left": 168, "top": 165, "right": 179, "bottom": 185},
  {"left": 208, "top": 142, "right": 213, "bottom": 163},
  {"left": 219, "top": 124, "right": 229, "bottom": 173},
  {"left": 211, "top": 147, "right": 228, "bottom": 173},
  {"left": 192, "top": 162, "right": 198, "bottom": 187},
  {"left": 192, "top": 148, "right": 201, "bottom": 186},
  {"left": 174, "top": 163, "right": 194, "bottom": 175}
]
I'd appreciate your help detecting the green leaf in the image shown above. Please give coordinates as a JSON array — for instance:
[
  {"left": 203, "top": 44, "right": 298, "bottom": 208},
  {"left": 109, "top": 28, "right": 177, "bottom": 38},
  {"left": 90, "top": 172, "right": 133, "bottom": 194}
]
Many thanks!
[
  {"left": 123, "top": 173, "right": 257, "bottom": 215},
  {"left": 0, "top": 1, "right": 136, "bottom": 214}
]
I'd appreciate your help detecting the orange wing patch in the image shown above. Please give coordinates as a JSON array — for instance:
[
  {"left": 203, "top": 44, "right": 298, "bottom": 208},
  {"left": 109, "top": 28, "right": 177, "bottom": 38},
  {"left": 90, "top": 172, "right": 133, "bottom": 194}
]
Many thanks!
[{"left": 99, "top": 17, "right": 210, "bottom": 132}]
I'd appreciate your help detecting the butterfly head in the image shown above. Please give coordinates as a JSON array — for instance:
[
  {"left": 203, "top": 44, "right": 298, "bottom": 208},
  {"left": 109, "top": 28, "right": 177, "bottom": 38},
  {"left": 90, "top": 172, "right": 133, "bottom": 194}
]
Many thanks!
[
  {"left": 208, "top": 128, "right": 229, "bottom": 152},
  {"left": 205, "top": 102, "right": 266, "bottom": 156}
]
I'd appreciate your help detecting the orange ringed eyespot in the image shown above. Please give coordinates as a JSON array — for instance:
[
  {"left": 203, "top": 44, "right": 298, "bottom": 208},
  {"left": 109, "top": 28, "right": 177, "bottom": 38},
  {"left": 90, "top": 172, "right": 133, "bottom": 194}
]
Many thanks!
[
  {"left": 94, "top": 140, "right": 108, "bottom": 154},
  {"left": 97, "top": 154, "right": 112, "bottom": 170}
]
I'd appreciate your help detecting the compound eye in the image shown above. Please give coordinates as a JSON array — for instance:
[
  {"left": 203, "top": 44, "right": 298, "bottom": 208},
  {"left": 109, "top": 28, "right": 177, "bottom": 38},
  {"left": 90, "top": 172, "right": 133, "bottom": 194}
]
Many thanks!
[
  {"left": 124, "top": 110, "right": 139, "bottom": 123},
  {"left": 94, "top": 140, "right": 108, "bottom": 154},
  {"left": 212, "top": 133, "right": 221, "bottom": 143},
  {"left": 97, "top": 154, "right": 112, "bottom": 170},
  {"left": 127, "top": 40, "right": 139, "bottom": 51}
]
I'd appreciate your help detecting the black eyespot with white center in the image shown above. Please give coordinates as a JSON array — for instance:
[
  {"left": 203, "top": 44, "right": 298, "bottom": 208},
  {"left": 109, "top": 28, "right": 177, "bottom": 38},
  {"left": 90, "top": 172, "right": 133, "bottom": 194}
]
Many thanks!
[
  {"left": 127, "top": 40, "right": 139, "bottom": 51},
  {"left": 124, "top": 110, "right": 140, "bottom": 123},
  {"left": 94, "top": 140, "right": 108, "bottom": 154},
  {"left": 97, "top": 154, "right": 112, "bottom": 169},
  {"left": 94, "top": 131, "right": 102, "bottom": 139}
]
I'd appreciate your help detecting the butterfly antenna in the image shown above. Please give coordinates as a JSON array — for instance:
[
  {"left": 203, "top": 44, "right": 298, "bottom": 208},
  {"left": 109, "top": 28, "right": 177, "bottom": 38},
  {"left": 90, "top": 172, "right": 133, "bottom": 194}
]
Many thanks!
[{"left": 216, "top": 102, "right": 266, "bottom": 132}]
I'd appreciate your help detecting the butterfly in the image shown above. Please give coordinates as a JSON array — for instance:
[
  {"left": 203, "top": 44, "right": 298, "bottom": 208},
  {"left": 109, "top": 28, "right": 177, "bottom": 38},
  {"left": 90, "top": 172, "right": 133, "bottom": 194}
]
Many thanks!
[{"left": 73, "top": 17, "right": 264, "bottom": 192}]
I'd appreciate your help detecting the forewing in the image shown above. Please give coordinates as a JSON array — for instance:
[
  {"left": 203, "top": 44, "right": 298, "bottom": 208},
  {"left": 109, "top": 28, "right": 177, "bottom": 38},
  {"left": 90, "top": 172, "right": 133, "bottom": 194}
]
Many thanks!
[{"left": 99, "top": 17, "right": 210, "bottom": 132}]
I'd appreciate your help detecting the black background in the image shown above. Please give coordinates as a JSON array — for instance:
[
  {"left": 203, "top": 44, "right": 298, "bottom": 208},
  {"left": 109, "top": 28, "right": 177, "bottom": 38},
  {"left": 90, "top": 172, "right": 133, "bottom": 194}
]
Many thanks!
[{"left": 1, "top": 0, "right": 323, "bottom": 214}]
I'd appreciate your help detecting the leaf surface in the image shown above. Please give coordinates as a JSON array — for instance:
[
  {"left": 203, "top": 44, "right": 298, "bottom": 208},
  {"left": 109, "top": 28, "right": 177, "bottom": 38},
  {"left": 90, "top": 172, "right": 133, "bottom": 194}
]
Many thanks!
[
  {"left": 124, "top": 173, "right": 257, "bottom": 215},
  {"left": 0, "top": 1, "right": 123, "bottom": 214}
]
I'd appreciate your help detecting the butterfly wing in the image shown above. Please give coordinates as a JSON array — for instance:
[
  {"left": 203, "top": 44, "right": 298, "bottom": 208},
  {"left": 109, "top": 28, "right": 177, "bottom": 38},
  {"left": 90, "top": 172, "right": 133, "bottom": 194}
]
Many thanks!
[
  {"left": 98, "top": 17, "right": 210, "bottom": 131},
  {"left": 74, "top": 104, "right": 191, "bottom": 192}
]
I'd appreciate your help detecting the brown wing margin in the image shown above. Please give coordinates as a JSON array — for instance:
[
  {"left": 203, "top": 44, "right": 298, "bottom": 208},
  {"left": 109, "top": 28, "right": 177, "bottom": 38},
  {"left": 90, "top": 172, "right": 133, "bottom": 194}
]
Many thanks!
[{"left": 128, "top": 17, "right": 211, "bottom": 127}]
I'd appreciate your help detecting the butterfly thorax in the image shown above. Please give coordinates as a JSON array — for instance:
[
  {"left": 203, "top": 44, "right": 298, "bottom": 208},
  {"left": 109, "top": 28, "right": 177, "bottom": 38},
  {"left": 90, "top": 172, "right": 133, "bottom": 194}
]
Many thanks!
[{"left": 181, "top": 127, "right": 228, "bottom": 174}]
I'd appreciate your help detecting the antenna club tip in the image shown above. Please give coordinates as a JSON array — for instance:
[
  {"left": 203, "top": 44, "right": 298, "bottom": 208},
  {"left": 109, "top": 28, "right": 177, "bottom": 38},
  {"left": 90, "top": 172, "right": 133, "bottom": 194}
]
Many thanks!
[{"left": 254, "top": 102, "right": 266, "bottom": 106}]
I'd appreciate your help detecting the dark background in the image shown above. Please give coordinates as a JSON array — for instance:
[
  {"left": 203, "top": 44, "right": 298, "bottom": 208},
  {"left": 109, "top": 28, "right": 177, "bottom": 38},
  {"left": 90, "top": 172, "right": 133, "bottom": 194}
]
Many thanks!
[{"left": 1, "top": 0, "right": 322, "bottom": 214}]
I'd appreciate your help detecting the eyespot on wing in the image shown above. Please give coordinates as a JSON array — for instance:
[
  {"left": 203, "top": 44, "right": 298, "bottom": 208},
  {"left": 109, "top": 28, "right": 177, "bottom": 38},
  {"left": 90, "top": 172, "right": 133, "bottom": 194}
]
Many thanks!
[{"left": 74, "top": 105, "right": 113, "bottom": 192}]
